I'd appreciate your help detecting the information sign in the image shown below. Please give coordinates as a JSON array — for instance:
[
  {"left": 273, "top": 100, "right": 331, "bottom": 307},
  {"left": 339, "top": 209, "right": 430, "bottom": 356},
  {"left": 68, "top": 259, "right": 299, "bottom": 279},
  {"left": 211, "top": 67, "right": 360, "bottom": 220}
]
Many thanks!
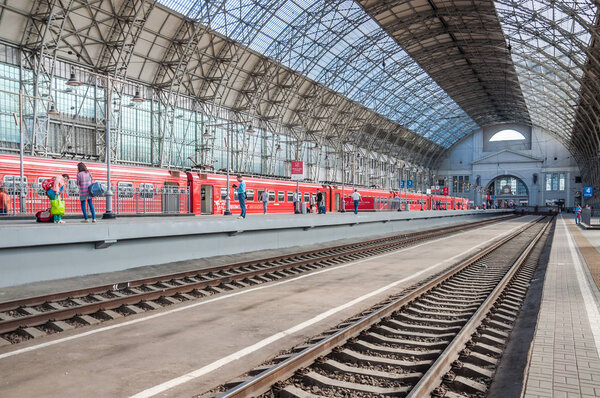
[
  {"left": 442, "top": 187, "right": 449, "bottom": 196},
  {"left": 583, "top": 186, "right": 594, "bottom": 197},
  {"left": 399, "top": 180, "right": 405, "bottom": 189},
  {"left": 407, "top": 179, "right": 413, "bottom": 188},
  {"left": 291, "top": 161, "right": 304, "bottom": 180},
  {"left": 426, "top": 189, "right": 432, "bottom": 195}
]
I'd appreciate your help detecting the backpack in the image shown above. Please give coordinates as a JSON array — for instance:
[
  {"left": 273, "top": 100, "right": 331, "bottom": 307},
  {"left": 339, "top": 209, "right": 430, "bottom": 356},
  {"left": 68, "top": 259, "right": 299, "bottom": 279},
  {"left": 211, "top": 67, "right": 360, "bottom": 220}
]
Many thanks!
[
  {"left": 36, "top": 208, "right": 53, "bottom": 223},
  {"left": 89, "top": 182, "right": 105, "bottom": 197},
  {"left": 42, "top": 178, "right": 55, "bottom": 191}
]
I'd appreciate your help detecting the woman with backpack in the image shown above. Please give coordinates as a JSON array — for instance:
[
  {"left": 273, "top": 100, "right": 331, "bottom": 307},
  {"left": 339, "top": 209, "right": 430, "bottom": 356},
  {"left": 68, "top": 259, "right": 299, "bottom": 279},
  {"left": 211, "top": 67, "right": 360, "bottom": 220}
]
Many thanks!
[{"left": 76, "top": 162, "right": 96, "bottom": 223}]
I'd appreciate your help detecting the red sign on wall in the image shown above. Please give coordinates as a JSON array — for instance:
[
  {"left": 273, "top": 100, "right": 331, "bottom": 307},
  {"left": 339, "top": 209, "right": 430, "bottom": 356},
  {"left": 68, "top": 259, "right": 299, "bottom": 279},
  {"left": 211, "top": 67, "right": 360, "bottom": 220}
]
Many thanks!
[
  {"left": 291, "top": 161, "right": 304, "bottom": 180},
  {"left": 442, "top": 187, "right": 449, "bottom": 196}
]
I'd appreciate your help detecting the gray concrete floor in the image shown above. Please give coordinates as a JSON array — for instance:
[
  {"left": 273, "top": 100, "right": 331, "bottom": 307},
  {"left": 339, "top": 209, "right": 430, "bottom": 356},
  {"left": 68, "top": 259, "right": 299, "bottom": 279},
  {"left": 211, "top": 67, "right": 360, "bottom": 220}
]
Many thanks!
[{"left": 0, "top": 216, "right": 535, "bottom": 398}]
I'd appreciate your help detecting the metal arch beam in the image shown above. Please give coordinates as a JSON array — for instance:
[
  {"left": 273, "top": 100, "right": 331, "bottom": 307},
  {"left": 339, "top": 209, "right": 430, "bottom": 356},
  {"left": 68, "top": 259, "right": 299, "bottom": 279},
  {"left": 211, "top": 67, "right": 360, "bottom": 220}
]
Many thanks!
[
  {"left": 96, "top": 0, "right": 156, "bottom": 78},
  {"left": 151, "top": 2, "right": 226, "bottom": 167},
  {"left": 19, "top": 0, "right": 81, "bottom": 156},
  {"left": 357, "top": 0, "right": 529, "bottom": 127}
]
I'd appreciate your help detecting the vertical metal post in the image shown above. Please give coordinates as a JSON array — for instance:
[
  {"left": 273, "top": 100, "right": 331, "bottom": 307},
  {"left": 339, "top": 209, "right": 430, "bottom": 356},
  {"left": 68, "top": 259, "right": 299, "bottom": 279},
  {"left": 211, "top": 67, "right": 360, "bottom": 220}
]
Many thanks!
[
  {"left": 18, "top": 90, "right": 25, "bottom": 213},
  {"left": 340, "top": 151, "right": 345, "bottom": 212},
  {"left": 224, "top": 120, "right": 232, "bottom": 215},
  {"left": 103, "top": 78, "right": 116, "bottom": 219}
]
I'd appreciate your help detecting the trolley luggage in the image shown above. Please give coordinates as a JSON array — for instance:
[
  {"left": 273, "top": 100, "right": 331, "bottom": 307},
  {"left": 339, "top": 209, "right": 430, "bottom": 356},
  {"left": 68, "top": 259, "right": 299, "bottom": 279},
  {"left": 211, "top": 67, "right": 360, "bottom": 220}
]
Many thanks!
[
  {"left": 319, "top": 205, "right": 326, "bottom": 214},
  {"left": 36, "top": 208, "right": 53, "bottom": 223}
]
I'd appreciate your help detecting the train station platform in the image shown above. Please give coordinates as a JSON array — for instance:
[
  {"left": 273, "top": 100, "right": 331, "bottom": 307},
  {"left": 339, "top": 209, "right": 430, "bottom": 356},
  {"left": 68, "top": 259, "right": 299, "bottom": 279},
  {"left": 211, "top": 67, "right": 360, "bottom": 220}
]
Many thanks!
[
  {"left": 0, "top": 209, "right": 510, "bottom": 288},
  {"left": 522, "top": 215, "right": 600, "bottom": 398}
]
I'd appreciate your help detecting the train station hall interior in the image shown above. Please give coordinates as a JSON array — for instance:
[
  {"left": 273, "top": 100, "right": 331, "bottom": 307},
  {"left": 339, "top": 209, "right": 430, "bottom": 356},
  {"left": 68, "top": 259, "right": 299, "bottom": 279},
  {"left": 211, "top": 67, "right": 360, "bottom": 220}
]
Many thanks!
[{"left": 1, "top": 1, "right": 600, "bottom": 397}]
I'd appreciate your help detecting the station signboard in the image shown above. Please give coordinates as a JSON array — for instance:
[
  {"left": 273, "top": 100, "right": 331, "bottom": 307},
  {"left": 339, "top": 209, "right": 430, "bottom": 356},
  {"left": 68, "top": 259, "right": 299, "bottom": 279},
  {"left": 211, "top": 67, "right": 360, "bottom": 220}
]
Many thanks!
[
  {"left": 291, "top": 161, "right": 304, "bottom": 180},
  {"left": 583, "top": 186, "right": 593, "bottom": 197}
]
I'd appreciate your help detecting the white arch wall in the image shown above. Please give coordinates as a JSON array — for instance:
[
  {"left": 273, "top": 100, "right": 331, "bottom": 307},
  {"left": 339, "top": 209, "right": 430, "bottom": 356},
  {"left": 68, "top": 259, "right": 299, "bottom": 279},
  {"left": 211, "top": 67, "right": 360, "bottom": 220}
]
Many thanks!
[{"left": 437, "top": 125, "right": 582, "bottom": 207}]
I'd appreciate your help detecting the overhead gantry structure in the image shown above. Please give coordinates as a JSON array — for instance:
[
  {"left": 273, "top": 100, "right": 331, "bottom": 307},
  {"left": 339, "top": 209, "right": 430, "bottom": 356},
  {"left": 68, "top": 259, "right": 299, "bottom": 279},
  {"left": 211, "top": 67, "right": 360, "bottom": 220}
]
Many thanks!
[{"left": 0, "top": 0, "right": 598, "bottom": 188}]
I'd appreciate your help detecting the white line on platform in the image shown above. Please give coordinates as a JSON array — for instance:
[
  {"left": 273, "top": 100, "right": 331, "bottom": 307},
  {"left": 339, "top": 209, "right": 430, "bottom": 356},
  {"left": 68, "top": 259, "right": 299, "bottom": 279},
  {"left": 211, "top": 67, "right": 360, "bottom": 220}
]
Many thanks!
[
  {"left": 0, "top": 217, "right": 524, "bottom": 365},
  {"left": 129, "top": 219, "right": 531, "bottom": 398},
  {"left": 562, "top": 216, "right": 600, "bottom": 359}
]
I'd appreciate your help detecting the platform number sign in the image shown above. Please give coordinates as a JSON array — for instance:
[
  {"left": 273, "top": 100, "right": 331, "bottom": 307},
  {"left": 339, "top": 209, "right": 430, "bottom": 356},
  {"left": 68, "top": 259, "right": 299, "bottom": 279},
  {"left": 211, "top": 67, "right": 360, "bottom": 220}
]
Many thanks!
[
  {"left": 399, "top": 180, "right": 405, "bottom": 189},
  {"left": 583, "top": 186, "right": 593, "bottom": 197},
  {"left": 407, "top": 180, "right": 413, "bottom": 188}
]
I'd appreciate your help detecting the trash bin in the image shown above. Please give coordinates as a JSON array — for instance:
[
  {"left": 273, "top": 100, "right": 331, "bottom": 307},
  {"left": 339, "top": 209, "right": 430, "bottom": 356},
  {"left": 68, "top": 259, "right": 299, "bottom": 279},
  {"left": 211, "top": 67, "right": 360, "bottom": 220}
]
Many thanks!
[{"left": 301, "top": 202, "right": 307, "bottom": 214}]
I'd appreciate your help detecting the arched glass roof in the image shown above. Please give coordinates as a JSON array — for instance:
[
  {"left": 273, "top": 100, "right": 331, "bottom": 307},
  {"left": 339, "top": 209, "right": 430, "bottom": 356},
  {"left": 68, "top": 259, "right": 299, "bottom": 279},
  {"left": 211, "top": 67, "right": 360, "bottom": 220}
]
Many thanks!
[{"left": 157, "top": 0, "right": 478, "bottom": 147}]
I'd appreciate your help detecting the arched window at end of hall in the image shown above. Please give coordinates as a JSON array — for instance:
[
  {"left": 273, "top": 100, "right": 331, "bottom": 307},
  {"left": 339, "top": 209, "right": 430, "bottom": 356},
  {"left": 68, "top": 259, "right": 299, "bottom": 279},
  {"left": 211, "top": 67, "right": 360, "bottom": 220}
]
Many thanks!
[{"left": 489, "top": 129, "right": 526, "bottom": 142}]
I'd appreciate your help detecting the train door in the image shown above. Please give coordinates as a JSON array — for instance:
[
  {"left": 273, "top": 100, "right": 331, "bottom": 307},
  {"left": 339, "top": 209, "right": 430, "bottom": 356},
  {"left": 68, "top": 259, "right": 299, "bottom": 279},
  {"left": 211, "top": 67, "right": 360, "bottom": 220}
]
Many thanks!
[
  {"left": 334, "top": 193, "right": 340, "bottom": 212},
  {"left": 163, "top": 182, "right": 180, "bottom": 213},
  {"left": 200, "top": 185, "right": 213, "bottom": 214}
]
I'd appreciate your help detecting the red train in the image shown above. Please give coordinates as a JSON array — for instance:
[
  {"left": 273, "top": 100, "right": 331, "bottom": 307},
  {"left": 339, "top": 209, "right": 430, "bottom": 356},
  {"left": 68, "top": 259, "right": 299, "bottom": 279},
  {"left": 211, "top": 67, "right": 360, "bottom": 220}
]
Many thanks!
[{"left": 0, "top": 154, "right": 468, "bottom": 215}]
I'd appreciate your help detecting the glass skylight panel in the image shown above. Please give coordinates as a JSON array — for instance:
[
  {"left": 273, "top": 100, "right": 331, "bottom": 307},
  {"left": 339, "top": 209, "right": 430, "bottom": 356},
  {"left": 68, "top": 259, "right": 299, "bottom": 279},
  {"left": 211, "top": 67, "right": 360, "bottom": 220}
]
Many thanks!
[{"left": 156, "top": 0, "right": 478, "bottom": 147}]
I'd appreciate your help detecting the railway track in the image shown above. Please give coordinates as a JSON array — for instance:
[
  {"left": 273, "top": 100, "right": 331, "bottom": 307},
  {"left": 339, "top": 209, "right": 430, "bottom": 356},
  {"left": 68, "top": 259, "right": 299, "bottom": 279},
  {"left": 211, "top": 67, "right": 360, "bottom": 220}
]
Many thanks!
[
  {"left": 210, "top": 216, "right": 552, "bottom": 398},
  {"left": 0, "top": 215, "right": 515, "bottom": 346}
]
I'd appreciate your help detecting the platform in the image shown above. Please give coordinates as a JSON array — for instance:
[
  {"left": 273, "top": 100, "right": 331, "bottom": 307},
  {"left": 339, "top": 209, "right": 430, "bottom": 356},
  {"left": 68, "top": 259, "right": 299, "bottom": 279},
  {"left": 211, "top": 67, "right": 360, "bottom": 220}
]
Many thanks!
[
  {"left": 0, "top": 216, "right": 535, "bottom": 398},
  {"left": 0, "top": 209, "right": 510, "bottom": 288},
  {"left": 522, "top": 215, "right": 600, "bottom": 398}
]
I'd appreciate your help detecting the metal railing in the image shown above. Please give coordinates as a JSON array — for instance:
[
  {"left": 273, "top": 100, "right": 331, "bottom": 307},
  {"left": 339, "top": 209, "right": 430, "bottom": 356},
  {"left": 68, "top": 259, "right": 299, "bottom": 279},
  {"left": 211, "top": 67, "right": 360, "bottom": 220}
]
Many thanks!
[{"left": 0, "top": 182, "right": 191, "bottom": 216}]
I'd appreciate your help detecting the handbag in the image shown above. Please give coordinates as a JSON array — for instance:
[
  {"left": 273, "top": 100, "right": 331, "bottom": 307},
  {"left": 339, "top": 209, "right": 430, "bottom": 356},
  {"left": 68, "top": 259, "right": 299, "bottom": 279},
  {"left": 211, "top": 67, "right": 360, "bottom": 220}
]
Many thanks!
[{"left": 50, "top": 199, "right": 65, "bottom": 215}]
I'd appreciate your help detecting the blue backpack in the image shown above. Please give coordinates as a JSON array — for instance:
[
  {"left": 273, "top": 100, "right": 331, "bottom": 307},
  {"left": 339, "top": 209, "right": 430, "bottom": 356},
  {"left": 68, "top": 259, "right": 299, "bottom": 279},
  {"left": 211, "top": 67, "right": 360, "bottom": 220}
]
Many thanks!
[{"left": 89, "top": 182, "right": 105, "bottom": 197}]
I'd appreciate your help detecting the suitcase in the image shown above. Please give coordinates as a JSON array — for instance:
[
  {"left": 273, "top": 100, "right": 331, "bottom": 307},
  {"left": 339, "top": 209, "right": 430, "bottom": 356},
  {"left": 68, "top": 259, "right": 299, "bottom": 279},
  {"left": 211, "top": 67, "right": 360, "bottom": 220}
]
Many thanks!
[{"left": 319, "top": 205, "right": 326, "bottom": 214}]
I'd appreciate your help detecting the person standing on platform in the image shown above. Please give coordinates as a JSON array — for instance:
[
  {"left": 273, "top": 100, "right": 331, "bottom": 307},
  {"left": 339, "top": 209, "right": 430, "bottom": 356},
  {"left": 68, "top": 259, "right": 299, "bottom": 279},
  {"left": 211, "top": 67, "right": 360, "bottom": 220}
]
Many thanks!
[
  {"left": 47, "top": 174, "right": 69, "bottom": 224},
  {"left": 575, "top": 204, "right": 582, "bottom": 224},
  {"left": 233, "top": 175, "right": 246, "bottom": 219},
  {"left": 260, "top": 189, "right": 269, "bottom": 214},
  {"left": 316, "top": 189, "right": 324, "bottom": 214},
  {"left": 351, "top": 189, "right": 361, "bottom": 215},
  {"left": 292, "top": 191, "right": 300, "bottom": 214},
  {"left": 0, "top": 186, "right": 10, "bottom": 215},
  {"left": 76, "top": 162, "right": 96, "bottom": 223}
]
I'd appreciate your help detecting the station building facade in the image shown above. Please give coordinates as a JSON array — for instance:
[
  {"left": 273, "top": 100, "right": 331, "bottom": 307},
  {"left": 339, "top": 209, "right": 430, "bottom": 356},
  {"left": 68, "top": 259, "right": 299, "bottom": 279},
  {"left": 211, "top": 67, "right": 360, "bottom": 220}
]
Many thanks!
[{"left": 437, "top": 124, "right": 582, "bottom": 209}]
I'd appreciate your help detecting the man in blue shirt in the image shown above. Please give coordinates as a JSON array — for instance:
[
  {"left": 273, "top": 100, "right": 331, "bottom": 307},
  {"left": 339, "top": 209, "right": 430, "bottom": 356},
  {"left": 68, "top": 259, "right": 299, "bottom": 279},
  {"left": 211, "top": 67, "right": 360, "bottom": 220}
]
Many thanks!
[{"left": 234, "top": 175, "right": 246, "bottom": 219}]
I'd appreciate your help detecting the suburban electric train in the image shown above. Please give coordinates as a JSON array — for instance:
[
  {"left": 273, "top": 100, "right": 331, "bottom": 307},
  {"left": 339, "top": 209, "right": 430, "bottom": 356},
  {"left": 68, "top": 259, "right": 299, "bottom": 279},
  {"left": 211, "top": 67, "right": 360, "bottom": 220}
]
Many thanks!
[{"left": 0, "top": 154, "right": 468, "bottom": 215}]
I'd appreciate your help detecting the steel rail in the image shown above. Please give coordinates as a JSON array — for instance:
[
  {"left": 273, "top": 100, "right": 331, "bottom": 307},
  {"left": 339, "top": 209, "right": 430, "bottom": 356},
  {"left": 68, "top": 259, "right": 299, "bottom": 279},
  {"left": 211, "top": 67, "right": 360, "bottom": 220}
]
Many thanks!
[
  {"left": 406, "top": 217, "right": 551, "bottom": 397},
  {"left": 0, "top": 216, "right": 515, "bottom": 335},
  {"left": 0, "top": 215, "right": 513, "bottom": 313},
  {"left": 0, "top": 215, "right": 515, "bottom": 314},
  {"left": 216, "top": 216, "right": 547, "bottom": 398}
]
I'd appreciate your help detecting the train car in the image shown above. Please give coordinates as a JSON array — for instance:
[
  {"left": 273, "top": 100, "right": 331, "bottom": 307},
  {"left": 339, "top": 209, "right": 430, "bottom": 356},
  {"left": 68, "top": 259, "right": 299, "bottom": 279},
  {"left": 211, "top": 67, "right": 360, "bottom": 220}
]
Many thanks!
[
  {"left": 1, "top": 153, "right": 471, "bottom": 216},
  {"left": 188, "top": 171, "right": 327, "bottom": 215},
  {"left": 0, "top": 154, "right": 189, "bottom": 215}
]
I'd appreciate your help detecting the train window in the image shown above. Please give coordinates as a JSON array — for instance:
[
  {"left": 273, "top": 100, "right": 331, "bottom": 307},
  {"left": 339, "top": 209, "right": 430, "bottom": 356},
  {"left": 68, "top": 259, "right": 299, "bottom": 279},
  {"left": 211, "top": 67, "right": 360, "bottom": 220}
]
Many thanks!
[
  {"left": 67, "top": 180, "right": 80, "bottom": 196},
  {"left": 257, "top": 190, "right": 264, "bottom": 202},
  {"left": 287, "top": 192, "right": 294, "bottom": 202},
  {"left": 278, "top": 191, "right": 285, "bottom": 202},
  {"left": 233, "top": 191, "right": 238, "bottom": 201},
  {"left": 246, "top": 189, "right": 254, "bottom": 201},
  {"left": 2, "top": 175, "right": 28, "bottom": 196},
  {"left": 269, "top": 191, "right": 275, "bottom": 202},
  {"left": 221, "top": 188, "right": 227, "bottom": 200},
  {"left": 117, "top": 182, "right": 134, "bottom": 198},
  {"left": 140, "top": 183, "right": 154, "bottom": 199},
  {"left": 304, "top": 193, "right": 309, "bottom": 202}
]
